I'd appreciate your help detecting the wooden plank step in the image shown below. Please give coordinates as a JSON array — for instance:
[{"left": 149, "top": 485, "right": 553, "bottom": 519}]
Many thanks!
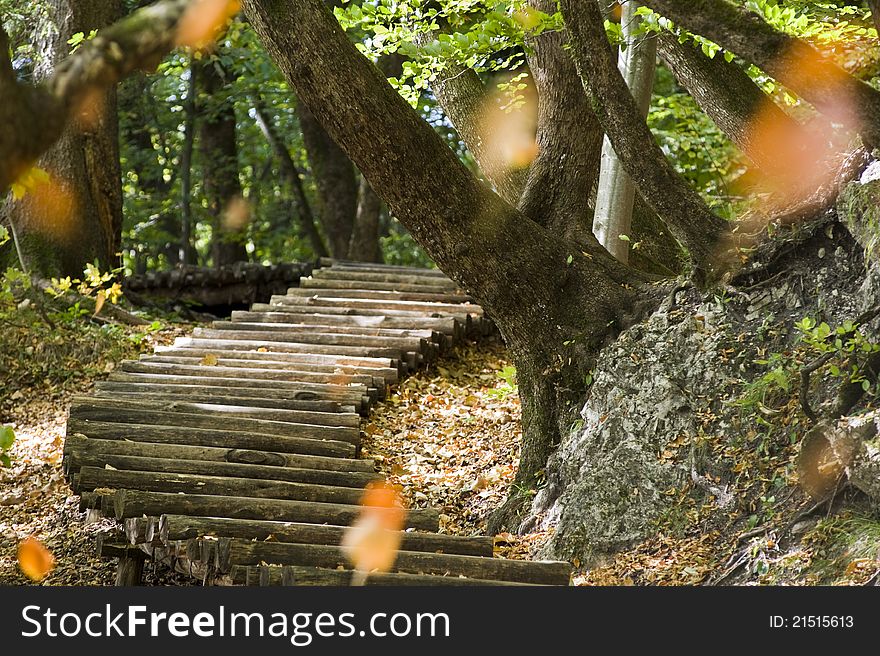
[
  {"left": 103, "top": 373, "right": 370, "bottom": 410},
  {"left": 66, "top": 419, "right": 356, "bottom": 458},
  {"left": 94, "top": 382, "right": 360, "bottom": 413},
  {"left": 229, "top": 565, "right": 528, "bottom": 586},
  {"left": 213, "top": 320, "right": 439, "bottom": 342},
  {"left": 154, "top": 345, "right": 398, "bottom": 370},
  {"left": 71, "top": 395, "right": 361, "bottom": 428},
  {"left": 140, "top": 354, "right": 398, "bottom": 385},
  {"left": 284, "top": 288, "right": 472, "bottom": 305},
  {"left": 65, "top": 452, "right": 377, "bottom": 489},
  {"left": 119, "top": 360, "right": 380, "bottom": 391},
  {"left": 271, "top": 295, "right": 484, "bottom": 318},
  {"left": 253, "top": 301, "right": 465, "bottom": 321},
  {"left": 217, "top": 540, "right": 571, "bottom": 585},
  {"left": 68, "top": 404, "right": 361, "bottom": 446},
  {"left": 191, "top": 327, "right": 429, "bottom": 354},
  {"left": 109, "top": 490, "right": 440, "bottom": 531},
  {"left": 311, "top": 268, "right": 458, "bottom": 288},
  {"left": 73, "top": 468, "right": 367, "bottom": 506},
  {"left": 170, "top": 336, "right": 411, "bottom": 365},
  {"left": 301, "top": 278, "right": 459, "bottom": 294},
  {"left": 63, "top": 434, "right": 375, "bottom": 473},
  {"left": 151, "top": 515, "right": 492, "bottom": 557},
  {"left": 231, "top": 310, "right": 459, "bottom": 336},
  {"left": 318, "top": 259, "right": 449, "bottom": 277}
]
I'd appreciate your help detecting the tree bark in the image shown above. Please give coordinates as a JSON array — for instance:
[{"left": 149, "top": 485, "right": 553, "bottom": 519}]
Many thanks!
[
  {"left": 180, "top": 60, "right": 197, "bottom": 265},
  {"left": 656, "top": 32, "right": 804, "bottom": 174},
  {"left": 5, "top": 0, "right": 123, "bottom": 277},
  {"left": 198, "top": 53, "right": 249, "bottom": 267},
  {"left": 517, "top": 0, "right": 603, "bottom": 246},
  {"left": 244, "top": 0, "right": 643, "bottom": 527},
  {"left": 870, "top": 1, "right": 880, "bottom": 36},
  {"left": 348, "top": 175, "right": 384, "bottom": 262},
  {"left": 252, "top": 100, "right": 329, "bottom": 258},
  {"left": 593, "top": 1, "right": 657, "bottom": 264},
  {"left": 642, "top": 0, "right": 880, "bottom": 149},
  {"left": 560, "top": 0, "right": 727, "bottom": 273},
  {"left": 296, "top": 102, "right": 358, "bottom": 258}
]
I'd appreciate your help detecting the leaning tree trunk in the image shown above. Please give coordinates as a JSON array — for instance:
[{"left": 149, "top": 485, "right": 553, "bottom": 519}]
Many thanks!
[
  {"left": 5, "top": 0, "right": 123, "bottom": 277},
  {"left": 244, "top": 0, "right": 646, "bottom": 530},
  {"left": 593, "top": 1, "right": 657, "bottom": 263},
  {"left": 199, "top": 52, "right": 248, "bottom": 268}
]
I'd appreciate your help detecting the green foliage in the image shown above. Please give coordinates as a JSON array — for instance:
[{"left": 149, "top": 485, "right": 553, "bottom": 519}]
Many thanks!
[
  {"left": 487, "top": 365, "right": 518, "bottom": 400},
  {"left": 0, "top": 425, "right": 14, "bottom": 467}
]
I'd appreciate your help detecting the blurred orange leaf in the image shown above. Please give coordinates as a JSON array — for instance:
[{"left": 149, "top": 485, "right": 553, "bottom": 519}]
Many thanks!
[
  {"left": 342, "top": 482, "right": 405, "bottom": 582},
  {"left": 18, "top": 537, "right": 55, "bottom": 581},
  {"left": 175, "top": 0, "right": 241, "bottom": 49}
]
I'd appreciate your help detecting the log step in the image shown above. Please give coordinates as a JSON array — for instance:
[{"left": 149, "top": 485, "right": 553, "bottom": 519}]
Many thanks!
[{"left": 228, "top": 565, "right": 528, "bottom": 586}]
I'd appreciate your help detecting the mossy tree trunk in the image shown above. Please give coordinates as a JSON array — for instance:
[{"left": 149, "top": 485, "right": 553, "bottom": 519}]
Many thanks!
[{"left": 5, "top": 0, "right": 123, "bottom": 278}]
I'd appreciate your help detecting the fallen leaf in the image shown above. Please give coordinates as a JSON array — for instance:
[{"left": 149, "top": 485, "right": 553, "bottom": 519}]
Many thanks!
[{"left": 18, "top": 537, "right": 55, "bottom": 581}]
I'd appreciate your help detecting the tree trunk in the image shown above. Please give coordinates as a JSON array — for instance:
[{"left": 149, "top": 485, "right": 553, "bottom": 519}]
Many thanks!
[
  {"left": 642, "top": 0, "right": 880, "bottom": 150},
  {"left": 5, "top": 0, "right": 123, "bottom": 277},
  {"left": 348, "top": 175, "right": 383, "bottom": 263},
  {"left": 870, "top": 1, "right": 880, "bottom": 36},
  {"left": 560, "top": 0, "right": 727, "bottom": 273},
  {"left": 656, "top": 33, "right": 805, "bottom": 174},
  {"left": 593, "top": 1, "right": 657, "bottom": 263},
  {"left": 244, "top": 0, "right": 644, "bottom": 528},
  {"left": 296, "top": 102, "right": 358, "bottom": 258},
  {"left": 199, "top": 53, "right": 248, "bottom": 267},
  {"left": 252, "top": 100, "right": 329, "bottom": 258}
]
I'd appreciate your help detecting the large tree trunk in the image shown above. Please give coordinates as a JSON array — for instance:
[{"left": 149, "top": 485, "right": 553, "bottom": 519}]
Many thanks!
[
  {"left": 5, "top": 0, "right": 123, "bottom": 277},
  {"left": 296, "top": 102, "right": 358, "bottom": 258},
  {"left": 244, "top": 0, "right": 645, "bottom": 528},
  {"left": 198, "top": 53, "right": 249, "bottom": 268},
  {"left": 593, "top": 1, "right": 657, "bottom": 263}
]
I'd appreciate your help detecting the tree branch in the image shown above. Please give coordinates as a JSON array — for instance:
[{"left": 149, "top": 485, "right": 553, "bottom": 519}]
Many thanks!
[
  {"left": 642, "top": 0, "right": 880, "bottom": 149},
  {"left": 0, "top": 0, "right": 192, "bottom": 193},
  {"left": 560, "top": 0, "right": 728, "bottom": 273}
]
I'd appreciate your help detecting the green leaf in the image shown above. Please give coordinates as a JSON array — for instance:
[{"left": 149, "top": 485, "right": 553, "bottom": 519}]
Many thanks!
[{"left": 0, "top": 425, "right": 15, "bottom": 450}]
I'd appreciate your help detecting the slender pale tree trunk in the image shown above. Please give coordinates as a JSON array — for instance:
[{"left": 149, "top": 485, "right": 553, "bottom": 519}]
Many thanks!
[{"left": 593, "top": 1, "right": 657, "bottom": 263}]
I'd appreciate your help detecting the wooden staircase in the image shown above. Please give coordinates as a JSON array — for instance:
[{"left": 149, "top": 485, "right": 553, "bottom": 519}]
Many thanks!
[{"left": 63, "top": 261, "right": 571, "bottom": 586}]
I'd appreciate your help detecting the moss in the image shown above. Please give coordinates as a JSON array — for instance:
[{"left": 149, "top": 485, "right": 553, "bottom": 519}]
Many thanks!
[{"left": 837, "top": 178, "right": 880, "bottom": 262}]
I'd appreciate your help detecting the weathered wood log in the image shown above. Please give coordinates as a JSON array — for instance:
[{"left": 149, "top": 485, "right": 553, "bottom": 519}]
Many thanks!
[
  {"left": 311, "top": 269, "right": 457, "bottom": 288},
  {"left": 66, "top": 418, "right": 356, "bottom": 458},
  {"left": 317, "top": 260, "right": 449, "bottom": 277},
  {"left": 272, "top": 294, "right": 483, "bottom": 318},
  {"left": 219, "top": 540, "right": 571, "bottom": 585},
  {"left": 66, "top": 452, "right": 378, "bottom": 489},
  {"left": 253, "top": 301, "right": 459, "bottom": 320},
  {"left": 191, "top": 327, "right": 428, "bottom": 355},
  {"left": 105, "top": 372, "right": 370, "bottom": 408},
  {"left": 171, "top": 336, "right": 408, "bottom": 364},
  {"left": 302, "top": 278, "right": 458, "bottom": 294},
  {"left": 93, "top": 387, "right": 347, "bottom": 413},
  {"left": 286, "top": 288, "right": 472, "bottom": 305},
  {"left": 213, "top": 320, "right": 439, "bottom": 342},
  {"left": 71, "top": 395, "right": 361, "bottom": 428},
  {"left": 97, "top": 538, "right": 147, "bottom": 585},
  {"left": 140, "top": 355, "right": 398, "bottom": 387},
  {"left": 231, "top": 310, "right": 459, "bottom": 337},
  {"left": 69, "top": 404, "right": 361, "bottom": 446},
  {"left": 76, "top": 467, "right": 367, "bottom": 505},
  {"left": 156, "top": 515, "right": 493, "bottom": 557},
  {"left": 63, "top": 434, "right": 374, "bottom": 472},
  {"left": 119, "top": 360, "right": 379, "bottom": 390},
  {"left": 111, "top": 490, "right": 440, "bottom": 531},
  {"left": 228, "top": 565, "right": 527, "bottom": 586},
  {"left": 155, "top": 345, "right": 397, "bottom": 370},
  {"left": 94, "top": 382, "right": 360, "bottom": 414},
  {"left": 798, "top": 413, "right": 880, "bottom": 500}
]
